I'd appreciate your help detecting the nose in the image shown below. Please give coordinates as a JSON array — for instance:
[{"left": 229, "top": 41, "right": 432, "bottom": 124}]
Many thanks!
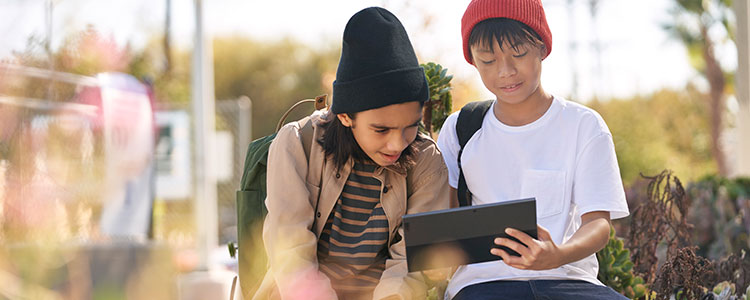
[
  {"left": 497, "top": 57, "right": 517, "bottom": 78},
  {"left": 386, "top": 130, "right": 410, "bottom": 153}
]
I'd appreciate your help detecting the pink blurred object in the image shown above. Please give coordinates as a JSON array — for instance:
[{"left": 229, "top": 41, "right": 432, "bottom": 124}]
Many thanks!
[{"left": 281, "top": 267, "right": 338, "bottom": 300}]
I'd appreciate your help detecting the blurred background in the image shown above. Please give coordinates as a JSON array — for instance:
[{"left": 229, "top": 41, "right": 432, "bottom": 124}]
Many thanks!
[{"left": 0, "top": 0, "right": 749, "bottom": 299}]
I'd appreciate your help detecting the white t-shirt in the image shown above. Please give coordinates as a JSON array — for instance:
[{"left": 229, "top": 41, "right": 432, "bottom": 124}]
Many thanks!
[{"left": 436, "top": 97, "right": 629, "bottom": 299}]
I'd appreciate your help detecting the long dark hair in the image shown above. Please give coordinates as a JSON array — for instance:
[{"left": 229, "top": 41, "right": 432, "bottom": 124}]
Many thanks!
[{"left": 319, "top": 111, "right": 424, "bottom": 171}]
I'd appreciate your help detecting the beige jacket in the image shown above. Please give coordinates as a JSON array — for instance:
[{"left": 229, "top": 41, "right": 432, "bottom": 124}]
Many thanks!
[{"left": 253, "top": 110, "right": 450, "bottom": 300}]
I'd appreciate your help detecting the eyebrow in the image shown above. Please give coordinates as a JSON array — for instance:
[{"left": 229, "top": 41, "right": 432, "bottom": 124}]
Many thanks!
[{"left": 370, "top": 118, "right": 422, "bottom": 130}]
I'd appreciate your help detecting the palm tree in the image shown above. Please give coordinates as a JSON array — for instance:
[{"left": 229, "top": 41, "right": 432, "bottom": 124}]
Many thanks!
[{"left": 664, "top": 0, "right": 735, "bottom": 176}]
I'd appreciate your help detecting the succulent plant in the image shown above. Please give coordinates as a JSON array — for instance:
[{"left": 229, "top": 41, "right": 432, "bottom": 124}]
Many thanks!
[
  {"left": 597, "top": 226, "right": 648, "bottom": 299},
  {"left": 420, "top": 62, "right": 453, "bottom": 137}
]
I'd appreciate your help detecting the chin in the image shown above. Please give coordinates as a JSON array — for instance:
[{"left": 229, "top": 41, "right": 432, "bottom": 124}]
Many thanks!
[
  {"left": 375, "top": 160, "right": 394, "bottom": 167},
  {"left": 496, "top": 95, "right": 529, "bottom": 105}
]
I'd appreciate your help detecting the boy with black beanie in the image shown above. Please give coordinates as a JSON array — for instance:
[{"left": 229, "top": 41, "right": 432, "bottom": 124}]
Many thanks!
[
  {"left": 436, "top": 0, "right": 630, "bottom": 299},
  {"left": 254, "top": 7, "right": 450, "bottom": 300}
]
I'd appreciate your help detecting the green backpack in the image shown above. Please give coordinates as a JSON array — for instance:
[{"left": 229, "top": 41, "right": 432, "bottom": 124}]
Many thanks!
[{"left": 232, "top": 95, "right": 327, "bottom": 300}]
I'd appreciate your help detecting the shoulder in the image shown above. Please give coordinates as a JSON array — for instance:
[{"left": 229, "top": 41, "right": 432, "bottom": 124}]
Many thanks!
[
  {"left": 273, "top": 119, "right": 303, "bottom": 149},
  {"left": 409, "top": 135, "right": 447, "bottom": 173},
  {"left": 412, "top": 135, "right": 442, "bottom": 160},
  {"left": 407, "top": 135, "right": 448, "bottom": 189},
  {"left": 556, "top": 97, "right": 612, "bottom": 137},
  {"left": 440, "top": 109, "right": 461, "bottom": 133},
  {"left": 437, "top": 111, "right": 459, "bottom": 147}
]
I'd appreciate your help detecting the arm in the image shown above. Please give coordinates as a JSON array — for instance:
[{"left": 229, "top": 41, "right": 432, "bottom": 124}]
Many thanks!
[
  {"left": 373, "top": 141, "right": 451, "bottom": 300},
  {"left": 491, "top": 211, "right": 611, "bottom": 270},
  {"left": 263, "top": 123, "right": 337, "bottom": 299},
  {"left": 493, "top": 130, "right": 627, "bottom": 270}
]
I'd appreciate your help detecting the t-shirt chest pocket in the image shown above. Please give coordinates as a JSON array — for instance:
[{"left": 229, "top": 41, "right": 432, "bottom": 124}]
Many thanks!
[{"left": 519, "top": 169, "right": 566, "bottom": 219}]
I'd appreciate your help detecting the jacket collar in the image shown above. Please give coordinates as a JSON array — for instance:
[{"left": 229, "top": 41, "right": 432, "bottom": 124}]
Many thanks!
[{"left": 344, "top": 157, "right": 408, "bottom": 177}]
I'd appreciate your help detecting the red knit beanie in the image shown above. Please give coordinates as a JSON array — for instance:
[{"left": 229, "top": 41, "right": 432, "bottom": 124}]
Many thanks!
[{"left": 461, "top": 0, "right": 552, "bottom": 64}]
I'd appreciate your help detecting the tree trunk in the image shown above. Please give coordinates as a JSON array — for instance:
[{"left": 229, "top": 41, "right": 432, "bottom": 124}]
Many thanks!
[{"left": 701, "top": 25, "right": 728, "bottom": 176}]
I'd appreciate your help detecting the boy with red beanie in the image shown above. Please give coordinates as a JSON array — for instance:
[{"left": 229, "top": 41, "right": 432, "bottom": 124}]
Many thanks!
[{"left": 436, "top": 0, "right": 630, "bottom": 299}]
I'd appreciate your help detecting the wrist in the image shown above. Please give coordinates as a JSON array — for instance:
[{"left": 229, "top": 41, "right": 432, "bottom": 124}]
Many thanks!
[{"left": 553, "top": 243, "right": 575, "bottom": 268}]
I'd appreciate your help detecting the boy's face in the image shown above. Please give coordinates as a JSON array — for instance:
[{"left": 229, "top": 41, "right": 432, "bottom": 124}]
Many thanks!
[
  {"left": 337, "top": 101, "right": 422, "bottom": 167},
  {"left": 470, "top": 39, "right": 545, "bottom": 106}
]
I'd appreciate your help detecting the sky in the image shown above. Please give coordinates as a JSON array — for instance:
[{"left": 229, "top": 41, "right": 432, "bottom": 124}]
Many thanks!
[{"left": 0, "top": 0, "right": 725, "bottom": 102}]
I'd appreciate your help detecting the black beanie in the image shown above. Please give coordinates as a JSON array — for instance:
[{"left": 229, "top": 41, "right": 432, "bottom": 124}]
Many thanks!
[{"left": 330, "top": 7, "right": 429, "bottom": 114}]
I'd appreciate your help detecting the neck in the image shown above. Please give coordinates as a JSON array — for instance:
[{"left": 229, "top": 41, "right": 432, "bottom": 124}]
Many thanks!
[{"left": 493, "top": 87, "right": 553, "bottom": 126}]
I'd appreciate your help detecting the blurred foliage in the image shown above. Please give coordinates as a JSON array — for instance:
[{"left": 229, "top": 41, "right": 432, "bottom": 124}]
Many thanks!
[
  {"left": 663, "top": 0, "right": 735, "bottom": 75},
  {"left": 55, "top": 25, "right": 131, "bottom": 75},
  {"left": 212, "top": 37, "right": 340, "bottom": 138},
  {"left": 686, "top": 175, "right": 750, "bottom": 260},
  {"left": 663, "top": 0, "right": 736, "bottom": 176},
  {"left": 588, "top": 85, "right": 715, "bottom": 186},
  {"left": 127, "top": 36, "right": 192, "bottom": 106},
  {"left": 620, "top": 171, "right": 750, "bottom": 300}
]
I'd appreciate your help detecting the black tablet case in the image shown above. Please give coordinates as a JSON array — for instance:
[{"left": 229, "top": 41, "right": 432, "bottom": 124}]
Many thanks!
[{"left": 403, "top": 198, "right": 537, "bottom": 272}]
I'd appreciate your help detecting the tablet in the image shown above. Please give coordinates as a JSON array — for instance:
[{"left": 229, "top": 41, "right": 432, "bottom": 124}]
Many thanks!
[{"left": 403, "top": 198, "right": 537, "bottom": 272}]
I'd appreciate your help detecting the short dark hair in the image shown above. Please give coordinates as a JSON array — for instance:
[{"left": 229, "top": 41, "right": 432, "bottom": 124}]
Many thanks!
[
  {"left": 468, "top": 18, "right": 544, "bottom": 57},
  {"left": 319, "top": 112, "right": 424, "bottom": 171}
]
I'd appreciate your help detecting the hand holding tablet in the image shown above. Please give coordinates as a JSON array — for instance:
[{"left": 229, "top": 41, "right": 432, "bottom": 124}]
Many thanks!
[
  {"left": 403, "top": 198, "right": 538, "bottom": 272},
  {"left": 490, "top": 224, "right": 562, "bottom": 270}
]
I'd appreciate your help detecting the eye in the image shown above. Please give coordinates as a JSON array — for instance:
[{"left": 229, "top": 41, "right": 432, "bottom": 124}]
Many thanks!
[
  {"left": 375, "top": 128, "right": 389, "bottom": 134},
  {"left": 513, "top": 51, "right": 528, "bottom": 58},
  {"left": 480, "top": 59, "right": 495, "bottom": 65}
]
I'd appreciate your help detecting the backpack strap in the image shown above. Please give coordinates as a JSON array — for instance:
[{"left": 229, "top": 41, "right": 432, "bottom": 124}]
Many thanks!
[
  {"left": 456, "top": 100, "right": 494, "bottom": 207},
  {"left": 276, "top": 94, "right": 327, "bottom": 162},
  {"left": 277, "top": 95, "right": 328, "bottom": 132}
]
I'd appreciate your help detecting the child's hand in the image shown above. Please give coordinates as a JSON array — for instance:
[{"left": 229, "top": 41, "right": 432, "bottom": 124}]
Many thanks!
[{"left": 490, "top": 225, "right": 562, "bottom": 270}]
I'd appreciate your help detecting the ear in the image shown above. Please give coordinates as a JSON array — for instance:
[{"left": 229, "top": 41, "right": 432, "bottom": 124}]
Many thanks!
[
  {"left": 337, "top": 113, "right": 353, "bottom": 127},
  {"left": 539, "top": 44, "right": 547, "bottom": 60}
]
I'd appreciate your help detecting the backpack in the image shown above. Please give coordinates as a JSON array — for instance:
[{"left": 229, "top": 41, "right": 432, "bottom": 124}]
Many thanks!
[
  {"left": 455, "top": 100, "right": 494, "bottom": 207},
  {"left": 232, "top": 95, "right": 328, "bottom": 300}
]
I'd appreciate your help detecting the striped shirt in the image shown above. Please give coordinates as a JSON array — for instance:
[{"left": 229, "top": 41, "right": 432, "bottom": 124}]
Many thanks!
[{"left": 317, "top": 162, "right": 390, "bottom": 299}]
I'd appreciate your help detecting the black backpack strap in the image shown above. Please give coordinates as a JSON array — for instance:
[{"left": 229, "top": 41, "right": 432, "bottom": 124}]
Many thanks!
[{"left": 456, "top": 100, "right": 493, "bottom": 207}]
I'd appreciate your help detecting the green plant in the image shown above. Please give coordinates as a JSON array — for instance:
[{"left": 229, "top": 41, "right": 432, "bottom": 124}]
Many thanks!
[
  {"left": 422, "top": 268, "right": 450, "bottom": 300},
  {"left": 420, "top": 62, "right": 453, "bottom": 137},
  {"left": 686, "top": 176, "right": 750, "bottom": 260},
  {"left": 713, "top": 281, "right": 736, "bottom": 297},
  {"left": 625, "top": 171, "right": 750, "bottom": 300},
  {"left": 597, "top": 226, "right": 647, "bottom": 299}
]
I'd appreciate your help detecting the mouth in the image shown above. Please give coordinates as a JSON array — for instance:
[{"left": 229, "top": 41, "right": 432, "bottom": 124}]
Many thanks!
[
  {"left": 499, "top": 82, "right": 522, "bottom": 92},
  {"left": 379, "top": 152, "right": 401, "bottom": 164}
]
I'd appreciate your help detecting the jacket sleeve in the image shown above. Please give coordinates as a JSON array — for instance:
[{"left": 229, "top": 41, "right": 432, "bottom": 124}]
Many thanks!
[
  {"left": 372, "top": 140, "right": 451, "bottom": 300},
  {"left": 263, "top": 122, "right": 337, "bottom": 299}
]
